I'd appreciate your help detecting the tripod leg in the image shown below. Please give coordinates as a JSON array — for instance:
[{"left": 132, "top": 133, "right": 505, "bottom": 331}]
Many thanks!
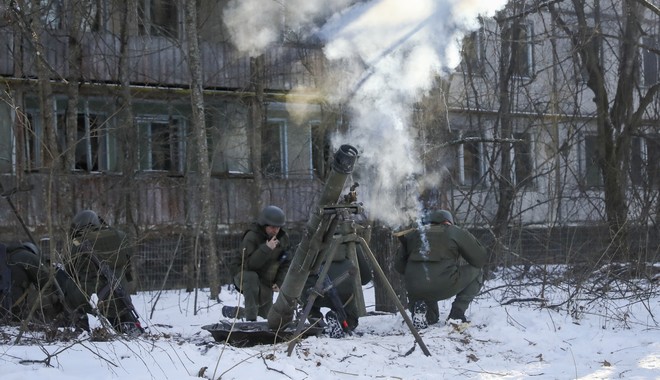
[
  {"left": 356, "top": 237, "right": 431, "bottom": 357},
  {"left": 346, "top": 238, "right": 366, "bottom": 317},
  {"left": 286, "top": 236, "right": 340, "bottom": 356}
]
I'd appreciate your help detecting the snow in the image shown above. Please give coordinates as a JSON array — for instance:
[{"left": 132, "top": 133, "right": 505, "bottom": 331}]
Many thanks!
[{"left": 1, "top": 269, "right": 658, "bottom": 380}]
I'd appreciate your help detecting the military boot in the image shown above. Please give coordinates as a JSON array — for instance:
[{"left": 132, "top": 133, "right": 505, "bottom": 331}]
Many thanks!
[
  {"left": 222, "top": 305, "right": 245, "bottom": 319},
  {"left": 307, "top": 309, "right": 326, "bottom": 327},
  {"left": 412, "top": 301, "right": 428, "bottom": 330},
  {"left": 446, "top": 305, "right": 467, "bottom": 323},
  {"left": 324, "top": 311, "right": 345, "bottom": 338}
]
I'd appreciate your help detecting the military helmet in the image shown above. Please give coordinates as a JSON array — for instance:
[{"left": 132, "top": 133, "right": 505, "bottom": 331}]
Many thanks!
[
  {"left": 426, "top": 209, "right": 454, "bottom": 224},
  {"left": 21, "top": 242, "right": 40, "bottom": 256},
  {"left": 72, "top": 209, "right": 101, "bottom": 231},
  {"left": 258, "top": 205, "right": 286, "bottom": 227}
]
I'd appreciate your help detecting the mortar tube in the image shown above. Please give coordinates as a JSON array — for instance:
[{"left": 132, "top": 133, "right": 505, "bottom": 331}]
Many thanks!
[{"left": 267, "top": 144, "right": 358, "bottom": 329}]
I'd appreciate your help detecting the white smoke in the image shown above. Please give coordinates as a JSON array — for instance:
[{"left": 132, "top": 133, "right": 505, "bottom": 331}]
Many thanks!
[
  {"left": 223, "top": 0, "right": 355, "bottom": 56},
  {"left": 223, "top": 0, "right": 508, "bottom": 227}
]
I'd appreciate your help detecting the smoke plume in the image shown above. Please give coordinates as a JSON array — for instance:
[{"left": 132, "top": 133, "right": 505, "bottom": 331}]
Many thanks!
[{"left": 223, "top": 0, "right": 508, "bottom": 227}]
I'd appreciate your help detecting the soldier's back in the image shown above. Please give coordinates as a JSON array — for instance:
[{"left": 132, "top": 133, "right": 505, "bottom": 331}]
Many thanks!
[{"left": 88, "top": 228, "right": 129, "bottom": 267}]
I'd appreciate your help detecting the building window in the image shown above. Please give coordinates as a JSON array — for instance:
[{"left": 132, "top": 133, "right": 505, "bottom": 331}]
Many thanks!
[
  {"left": 33, "top": 0, "right": 105, "bottom": 32},
  {"left": 39, "top": 0, "right": 65, "bottom": 30},
  {"left": 82, "top": 0, "right": 108, "bottom": 32},
  {"left": 55, "top": 110, "right": 116, "bottom": 172},
  {"left": 631, "top": 135, "right": 660, "bottom": 188},
  {"left": 74, "top": 112, "right": 114, "bottom": 171},
  {"left": 261, "top": 104, "right": 317, "bottom": 180},
  {"left": 207, "top": 102, "right": 316, "bottom": 179},
  {"left": 453, "top": 132, "right": 484, "bottom": 187},
  {"left": 262, "top": 119, "right": 286, "bottom": 178},
  {"left": 137, "top": 117, "right": 185, "bottom": 172},
  {"left": 641, "top": 36, "right": 659, "bottom": 87},
  {"left": 461, "top": 27, "right": 485, "bottom": 75},
  {"left": 504, "top": 21, "right": 534, "bottom": 78},
  {"left": 208, "top": 102, "right": 250, "bottom": 175},
  {"left": 138, "top": 0, "right": 180, "bottom": 38},
  {"left": 583, "top": 134, "right": 602, "bottom": 187},
  {"left": 22, "top": 113, "right": 40, "bottom": 172},
  {"left": 23, "top": 105, "right": 117, "bottom": 172},
  {"left": 285, "top": 119, "right": 315, "bottom": 179},
  {"left": 513, "top": 132, "right": 533, "bottom": 188}
]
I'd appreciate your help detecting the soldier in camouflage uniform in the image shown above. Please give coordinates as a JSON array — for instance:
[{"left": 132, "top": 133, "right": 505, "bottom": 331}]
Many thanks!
[
  {"left": 66, "top": 209, "right": 136, "bottom": 332},
  {"left": 0, "top": 241, "right": 86, "bottom": 329},
  {"left": 2, "top": 243, "right": 48, "bottom": 320},
  {"left": 224, "top": 205, "right": 291, "bottom": 321},
  {"left": 303, "top": 235, "right": 372, "bottom": 336},
  {"left": 394, "top": 209, "right": 487, "bottom": 328}
]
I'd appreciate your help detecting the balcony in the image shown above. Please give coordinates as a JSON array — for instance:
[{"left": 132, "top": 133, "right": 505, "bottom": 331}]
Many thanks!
[{"left": 0, "top": 29, "right": 322, "bottom": 92}]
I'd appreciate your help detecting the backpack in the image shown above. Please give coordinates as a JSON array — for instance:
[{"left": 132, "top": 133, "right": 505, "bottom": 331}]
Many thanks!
[{"left": 83, "top": 227, "right": 132, "bottom": 272}]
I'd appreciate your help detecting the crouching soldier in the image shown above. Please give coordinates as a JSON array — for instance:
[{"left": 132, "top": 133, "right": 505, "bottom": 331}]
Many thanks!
[
  {"left": 303, "top": 221, "right": 373, "bottom": 338},
  {"left": 1, "top": 242, "right": 50, "bottom": 320},
  {"left": 0, "top": 242, "right": 72, "bottom": 326},
  {"left": 65, "top": 209, "right": 142, "bottom": 334},
  {"left": 223, "top": 205, "right": 291, "bottom": 321},
  {"left": 395, "top": 209, "right": 487, "bottom": 329}
]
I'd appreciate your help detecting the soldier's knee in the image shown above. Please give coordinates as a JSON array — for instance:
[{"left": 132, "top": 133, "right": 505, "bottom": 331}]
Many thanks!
[{"left": 234, "top": 271, "right": 259, "bottom": 292}]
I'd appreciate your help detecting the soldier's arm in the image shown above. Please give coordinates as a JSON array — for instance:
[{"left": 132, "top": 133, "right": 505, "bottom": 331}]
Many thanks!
[
  {"left": 455, "top": 229, "right": 488, "bottom": 268},
  {"left": 241, "top": 231, "right": 273, "bottom": 270}
]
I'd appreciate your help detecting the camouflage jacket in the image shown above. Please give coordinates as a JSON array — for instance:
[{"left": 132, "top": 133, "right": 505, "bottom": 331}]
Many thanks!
[
  {"left": 232, "top": 223, "right": 291, "bottom": 287},
  {"left": 394, "top": 224, "right": 487, "bottom": 274}
]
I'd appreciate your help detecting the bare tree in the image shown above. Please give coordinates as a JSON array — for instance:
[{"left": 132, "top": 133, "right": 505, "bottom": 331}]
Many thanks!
[
  {"left": 549, "top": 0, "right": 660, "bottom": 261},
  {"left": 114, "top": 0, "right": 140, "bottom": 288},
  {"left": 491, "top": 1, "right": 525, "bottom": 240},
  {"left": 184, "top": 1, "right": 220, "bottom": 299},
  {"left": 64, "top": 1, "right": 83, "bottom": 173},
  {"left": 7, "top": 0, "right": 68, "bottom": 267},
  {"left": 248, "top": 55, "right": 266, "bottom": 217},
  {"left": 413, "top": 0, "right": 660, "bottom": 274}
]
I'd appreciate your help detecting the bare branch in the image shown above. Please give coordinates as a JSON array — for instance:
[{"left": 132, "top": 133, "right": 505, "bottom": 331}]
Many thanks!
[{"left": 633, "top": 0, "right": 660, "bottom": 18}]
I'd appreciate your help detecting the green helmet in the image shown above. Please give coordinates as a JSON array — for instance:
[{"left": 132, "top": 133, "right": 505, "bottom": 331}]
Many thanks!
[
  {"left": 426, "top": 209, "right": 454, "bottom": 224},
  {"left": 21, "top": 242, "right": 40, "bottom": 256},
  {"left": 258, "top": 205, "right": 286, "bottom": 227},
  {"left": 72, "top": 209, "right": 101, "bottom": 231}
]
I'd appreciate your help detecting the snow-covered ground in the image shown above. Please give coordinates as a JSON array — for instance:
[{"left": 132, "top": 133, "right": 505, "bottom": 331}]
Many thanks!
[{"left": 1, "top": 269, "right": 658, "bottom": 379}]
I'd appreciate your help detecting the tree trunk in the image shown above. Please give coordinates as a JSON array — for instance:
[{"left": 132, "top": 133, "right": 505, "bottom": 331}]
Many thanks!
[
  {"left": 13, "top": 0, "right": 63, "bottom": 266},
  {"left": 184, "top": 1, "right": 220, "bottom": 299},
  {"left": 64, "top": 1, "right": 84, "bottom": 229},
  {"left": 116, "top": 0, "right": 140, "bottom": 289},
  {"left": 64, "top": 2, "right": 82, "bottom": 173},
  {"left": 371, "top": 225, "right": 406, "bottom": 313},
  {"left": 573, "top": 0, "right": 636, "bottom": 261},
  {"left": 248, "top": 55, "right": 266, "bottom": 216},
  {"left": 491, "top": 6, "right": 522, "bottom": 264}
]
